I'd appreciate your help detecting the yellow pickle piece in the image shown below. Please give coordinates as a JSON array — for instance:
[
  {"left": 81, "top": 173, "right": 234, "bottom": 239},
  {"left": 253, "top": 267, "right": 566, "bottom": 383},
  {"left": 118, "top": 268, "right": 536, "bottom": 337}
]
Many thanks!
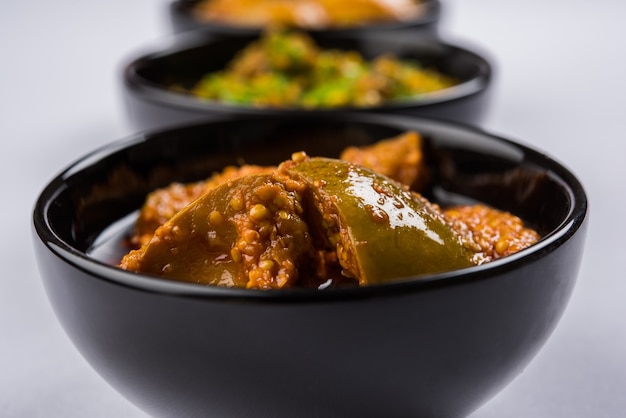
[{"left": 120, "top": 174, "right": 314, "bottom": 289}]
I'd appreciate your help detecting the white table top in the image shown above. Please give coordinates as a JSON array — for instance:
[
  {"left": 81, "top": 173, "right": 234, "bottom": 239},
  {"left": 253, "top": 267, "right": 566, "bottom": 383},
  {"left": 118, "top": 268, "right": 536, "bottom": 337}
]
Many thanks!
[{"left": 2, "top": 0, "right": 624, "bottom": 416}]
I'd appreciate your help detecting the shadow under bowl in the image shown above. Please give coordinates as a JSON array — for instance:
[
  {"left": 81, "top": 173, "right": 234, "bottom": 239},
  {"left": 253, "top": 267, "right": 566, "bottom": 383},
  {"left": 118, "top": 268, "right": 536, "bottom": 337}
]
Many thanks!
[
  {"left": 33, "top": 114, "right": 587, "bottom": 418},
  {"left": 122, "top": 31, "right": 493, "bottom": 132},
  {"left": 168, "top": 0, "right": 442, "bottom": 38}
]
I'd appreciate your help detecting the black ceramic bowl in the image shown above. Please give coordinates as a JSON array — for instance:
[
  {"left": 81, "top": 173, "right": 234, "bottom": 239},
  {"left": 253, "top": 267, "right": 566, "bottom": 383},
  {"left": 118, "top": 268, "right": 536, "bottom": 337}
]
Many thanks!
[
  {"left": 33, "top": 114, "right": 587, "bottom": 418},
  {"left": 169, "top": 0, "right": 441, "bottom": 38},
  {"left": 122, "top": 32, "right": 492, "bottom": 131}
]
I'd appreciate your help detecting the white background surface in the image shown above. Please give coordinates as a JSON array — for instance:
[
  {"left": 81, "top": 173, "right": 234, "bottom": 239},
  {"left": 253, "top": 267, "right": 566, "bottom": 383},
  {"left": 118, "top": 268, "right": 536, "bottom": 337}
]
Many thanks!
[{"left": 2, "top": 0, "right": 625, "bottom": 417}]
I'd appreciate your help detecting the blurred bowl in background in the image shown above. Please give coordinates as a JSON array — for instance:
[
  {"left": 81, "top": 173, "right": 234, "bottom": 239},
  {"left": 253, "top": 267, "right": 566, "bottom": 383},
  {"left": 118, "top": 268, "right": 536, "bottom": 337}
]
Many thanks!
[
  {"left": 33, "top": 113, "right": 587, "bottom": 418},
  {"left": 169, "top": 0, "right": 442, "bottom": 38},
  {"left": 122, "top": 31, "right": 493, "bottom": 132}
]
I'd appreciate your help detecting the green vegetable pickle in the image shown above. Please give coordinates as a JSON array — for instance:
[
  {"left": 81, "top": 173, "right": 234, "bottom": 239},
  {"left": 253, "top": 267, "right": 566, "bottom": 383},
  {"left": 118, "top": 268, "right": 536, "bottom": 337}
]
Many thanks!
[
  {"left": 285, "top": 157, "right": 475, "bottom": 285},
  {"left": 189, "top": 30, "right": 457, "bottom": 108}
]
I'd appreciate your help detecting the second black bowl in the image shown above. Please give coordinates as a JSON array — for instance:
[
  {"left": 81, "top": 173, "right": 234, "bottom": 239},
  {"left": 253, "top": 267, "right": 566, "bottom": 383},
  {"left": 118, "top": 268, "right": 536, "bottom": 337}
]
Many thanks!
[{"left": 122, "top": 32, "right": 493, "bottom": 131}]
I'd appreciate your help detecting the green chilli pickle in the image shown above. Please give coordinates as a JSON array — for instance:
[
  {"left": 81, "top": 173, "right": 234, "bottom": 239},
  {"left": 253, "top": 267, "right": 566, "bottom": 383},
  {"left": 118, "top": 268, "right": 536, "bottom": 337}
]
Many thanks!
[{"left": 188, "top": 30, "right": 457, "bottom": 108}]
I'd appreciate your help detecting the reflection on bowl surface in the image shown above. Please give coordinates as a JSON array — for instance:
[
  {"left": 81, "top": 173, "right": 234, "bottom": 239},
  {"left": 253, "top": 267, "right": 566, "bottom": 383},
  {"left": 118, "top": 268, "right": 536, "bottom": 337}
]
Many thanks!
[
  {"left": 123, "top": 31, "right": 492, "bottom": 131},
  {"left": 169, "top": 0, "right": 441, "bottom": 37},
  {"left": 33, "top": 114, "right": 587, "bottom": 418}
]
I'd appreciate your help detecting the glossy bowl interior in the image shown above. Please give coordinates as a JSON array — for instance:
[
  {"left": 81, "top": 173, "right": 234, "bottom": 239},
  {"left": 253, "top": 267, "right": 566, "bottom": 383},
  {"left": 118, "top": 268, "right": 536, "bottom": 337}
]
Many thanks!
[
  {"left": 33, "top": 114, "right": 587, "bottom": 418},
  {"left": 169, "top": 0, "right": 441, "bottom": 37},
  {"left": 122, "top": 32, "right": 492, "bottom": 131}
]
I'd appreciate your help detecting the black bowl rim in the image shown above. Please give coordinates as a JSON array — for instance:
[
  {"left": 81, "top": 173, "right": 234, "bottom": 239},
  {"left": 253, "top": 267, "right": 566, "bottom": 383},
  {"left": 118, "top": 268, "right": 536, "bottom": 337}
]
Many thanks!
[
  {"left": 33, "top": 114, "right": 587, "bottom": 303},
  {"left": 169, "top": 0, "right": 442, "bottom": 35},
  {"left": 122, "top": 31, "right": 492, "bottom": 115}
]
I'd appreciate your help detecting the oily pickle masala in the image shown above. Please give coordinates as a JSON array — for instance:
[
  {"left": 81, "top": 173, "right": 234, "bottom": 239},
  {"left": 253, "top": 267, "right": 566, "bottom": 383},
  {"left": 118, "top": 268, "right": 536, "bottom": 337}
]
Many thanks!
[
  {"left": 119, "top": 131, "right": 540, "bottom": 289},
  {"left": 192, "top": 0, "right": 426, "bottom": 29}
]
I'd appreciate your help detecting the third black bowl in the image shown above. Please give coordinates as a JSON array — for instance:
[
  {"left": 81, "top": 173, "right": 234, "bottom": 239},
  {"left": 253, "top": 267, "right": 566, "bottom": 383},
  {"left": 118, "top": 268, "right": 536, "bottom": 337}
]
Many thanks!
[{"left": 169, "top": 0, "right": 442, "bottom": 37}]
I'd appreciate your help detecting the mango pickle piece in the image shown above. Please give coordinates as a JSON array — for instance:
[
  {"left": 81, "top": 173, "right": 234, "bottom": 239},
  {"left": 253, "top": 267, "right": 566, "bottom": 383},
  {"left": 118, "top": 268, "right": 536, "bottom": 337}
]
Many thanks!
[
  {"left": 130, "top": 165, "right": 275, "bottom": 248},
  {"left": 281, "top": 156, "right": 476, "bottom": 285},
  {"left": 120, "top": 174, "right": 313, "bottom": 289}
]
